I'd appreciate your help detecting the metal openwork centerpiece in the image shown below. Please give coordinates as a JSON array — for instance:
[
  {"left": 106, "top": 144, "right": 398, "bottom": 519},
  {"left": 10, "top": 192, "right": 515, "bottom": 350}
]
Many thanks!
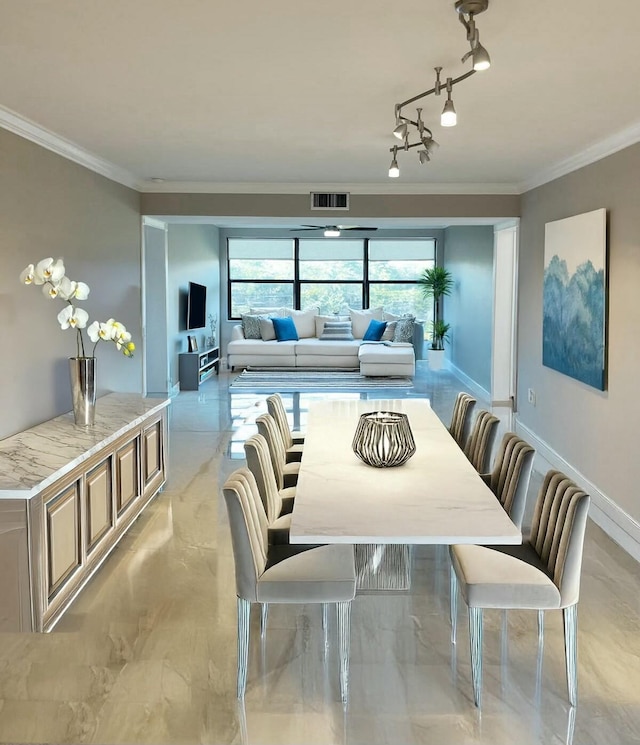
[{"left": 352, "top": 411, "right": 416, "bottom": 468}]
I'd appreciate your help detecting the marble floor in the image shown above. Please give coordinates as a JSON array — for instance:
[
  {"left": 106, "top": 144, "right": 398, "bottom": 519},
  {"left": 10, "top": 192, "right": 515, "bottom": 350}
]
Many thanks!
[{"left": 1, "top": 363, "right": 639, "bottom": 744}]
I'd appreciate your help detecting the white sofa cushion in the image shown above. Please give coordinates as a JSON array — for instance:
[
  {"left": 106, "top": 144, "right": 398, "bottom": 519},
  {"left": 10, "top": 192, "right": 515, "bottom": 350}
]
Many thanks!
[
  {"left": 349, "top": 307, "right": 384, "bottom": 339},
  {"left": 284, "top": 307, "right": 319, "bottom": 338},
  {"left": 295, "top": 338, "right": 360, "bottom": 357},
  {"left": 250, "top": 306, "right": 287, "bottom": 316}
]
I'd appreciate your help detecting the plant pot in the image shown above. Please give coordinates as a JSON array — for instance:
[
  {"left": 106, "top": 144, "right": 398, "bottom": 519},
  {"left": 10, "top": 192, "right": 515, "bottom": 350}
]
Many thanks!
[{"left": 428, "top": 349, "right": 445, "bottom": 371}]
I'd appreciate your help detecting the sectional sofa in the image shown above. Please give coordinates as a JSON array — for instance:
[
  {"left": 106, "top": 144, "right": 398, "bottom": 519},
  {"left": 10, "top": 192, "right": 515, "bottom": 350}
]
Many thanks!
[{"left": 226, "top": 306, "right": 419, "bottom": 377}]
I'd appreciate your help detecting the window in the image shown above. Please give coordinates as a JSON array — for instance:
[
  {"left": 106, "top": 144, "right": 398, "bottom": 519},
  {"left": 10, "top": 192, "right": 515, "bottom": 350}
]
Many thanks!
[
  {"left": 227, "top": 237, "right": 436, "bottom": 320},
  {"left": 228, "top": 239, "right": 294, "bottom": 317}
]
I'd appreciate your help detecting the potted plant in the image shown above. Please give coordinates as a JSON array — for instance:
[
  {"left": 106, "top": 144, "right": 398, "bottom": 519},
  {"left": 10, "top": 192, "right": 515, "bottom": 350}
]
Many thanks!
[{"left": 418, "top": 266, "right": 453, "bottom": 370}]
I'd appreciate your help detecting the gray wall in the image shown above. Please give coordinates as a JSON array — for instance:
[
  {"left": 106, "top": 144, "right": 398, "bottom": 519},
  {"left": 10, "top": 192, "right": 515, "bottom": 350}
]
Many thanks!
[
  {"left": 167, "top": 224, "right": 220, "bottom": 387},
  {"left": 0, "top": 128, "right": 142, "bottom": 439},
  {"left": 518, "top": 142, "right": 640, "bottom": 523},
  {"left": 443, "top": 226, "right": 494, "bottom": 393}
]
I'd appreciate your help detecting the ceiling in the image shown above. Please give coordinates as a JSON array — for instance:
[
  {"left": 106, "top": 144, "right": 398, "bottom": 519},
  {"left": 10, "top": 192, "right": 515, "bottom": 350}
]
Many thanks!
[{"left": 1, "top": 0, "right": 640, "bottom": 195}]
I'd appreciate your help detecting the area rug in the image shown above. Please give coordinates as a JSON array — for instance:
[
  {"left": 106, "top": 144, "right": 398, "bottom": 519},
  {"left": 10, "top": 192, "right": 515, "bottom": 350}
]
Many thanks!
[{"left": 230, "top": 369, "right": 413, "bottom": 391}]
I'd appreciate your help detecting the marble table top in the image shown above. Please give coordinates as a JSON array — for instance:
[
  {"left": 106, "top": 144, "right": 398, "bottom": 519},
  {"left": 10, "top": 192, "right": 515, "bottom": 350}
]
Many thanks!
[
  {"left": 289, "top": 398, "right": 522, "bottom": 545},
  {"left": 0, "top": 393, "right": 170, "bottom": 500}
]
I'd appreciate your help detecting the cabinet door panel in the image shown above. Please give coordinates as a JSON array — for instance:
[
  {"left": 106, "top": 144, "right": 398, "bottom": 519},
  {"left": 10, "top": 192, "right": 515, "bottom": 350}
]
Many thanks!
[
  {"left": 116, "top": 439, "right": 140, "bottom": 515},
  {"left": 46, "top": 484, "right": 81, "bottom": 597},
  {"left": 143, "top": 420, "right": 162, "bottom": 486},
  {"left": 86, "top": 458, "right": 113, "bottom": 552}
]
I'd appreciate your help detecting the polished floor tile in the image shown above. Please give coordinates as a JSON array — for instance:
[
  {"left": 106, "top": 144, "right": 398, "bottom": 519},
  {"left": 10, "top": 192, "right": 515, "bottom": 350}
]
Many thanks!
[{"left": 0, "top": 363, "right": 638, "bottom": 744}]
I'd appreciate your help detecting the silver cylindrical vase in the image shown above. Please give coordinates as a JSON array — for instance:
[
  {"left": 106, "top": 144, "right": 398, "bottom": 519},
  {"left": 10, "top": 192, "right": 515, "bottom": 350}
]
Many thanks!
[
  {"left": 352, "top": 411, "right": 416, "bottom": 468},
  {"left": 69, "top": 357, "right": 96, "bottom": 426}
]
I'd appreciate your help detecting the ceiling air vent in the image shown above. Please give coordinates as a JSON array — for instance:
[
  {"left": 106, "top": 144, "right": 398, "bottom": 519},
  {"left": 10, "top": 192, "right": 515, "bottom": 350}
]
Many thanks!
[{"left": 310, "top": 192, "right": 350, "bottom": 210}]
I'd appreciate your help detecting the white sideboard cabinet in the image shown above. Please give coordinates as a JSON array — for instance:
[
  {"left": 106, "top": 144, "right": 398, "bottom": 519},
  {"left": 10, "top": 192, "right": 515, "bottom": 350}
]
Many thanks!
[{"left": 0, "top": 394, "right": 170, "bottom": 632}]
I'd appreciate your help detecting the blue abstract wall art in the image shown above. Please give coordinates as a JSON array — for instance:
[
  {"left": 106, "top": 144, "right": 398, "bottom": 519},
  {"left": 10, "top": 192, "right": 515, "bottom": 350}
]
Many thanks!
[{"left": 543, "top": 208, "right": 607, "bottom": 390}]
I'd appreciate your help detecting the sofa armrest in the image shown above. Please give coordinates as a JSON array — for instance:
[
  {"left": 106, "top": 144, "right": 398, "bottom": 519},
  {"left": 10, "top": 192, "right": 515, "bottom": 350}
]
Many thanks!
[{"left": 230, "top": 324, "right": 245, "bottom": 341}]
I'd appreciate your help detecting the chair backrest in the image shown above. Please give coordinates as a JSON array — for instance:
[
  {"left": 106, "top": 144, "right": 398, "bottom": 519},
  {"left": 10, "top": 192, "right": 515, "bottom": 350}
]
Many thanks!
[
  {"left": 244, "top": 433, "right": 283, "bottom": 522},
  {"left": 222, "top": 468, "right": 269, "bottom": 602},
  {"left": 464, "top": 409, "right": 499, "bottom": 473},
  {"left": 486, "top": 432, "right": 535, "bottom": 529},
  {"left": 529, "top": 470, "right": 590, "bottom": 607},
  {"left": 256, "top": 413, "right": 287, "bottom": 489},
  {"left": 448, "top": 392, "right": 477, "bottom": 446},
  {"left": 266, "top": 394, "right": 293, "bottom": 450}
]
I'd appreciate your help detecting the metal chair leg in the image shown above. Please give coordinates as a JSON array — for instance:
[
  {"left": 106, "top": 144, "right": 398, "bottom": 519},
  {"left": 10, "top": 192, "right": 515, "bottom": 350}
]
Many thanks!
[
  {"left": 563, "top": 604, "right": 578, "bottom": 706},
  {"left": 469, "top": 606, "right": 483, "bottom": 707},
  {"left": 336, "top": 601, "right": 352, "bottom": 703},
  {"left": 237, "top": 597, "right": 251, "bottom": 699},
  {"left": 322, "top": 602, "right": 329, "bottom": 631},
  {"left": 450, "top": 564, "right": 458, "bottom": 643},
  {"left": 260, "top": 603, "right": 269, "bottom": 637},
  {"left": 537, "top": 608, "right": 544, "bottom": 643}
]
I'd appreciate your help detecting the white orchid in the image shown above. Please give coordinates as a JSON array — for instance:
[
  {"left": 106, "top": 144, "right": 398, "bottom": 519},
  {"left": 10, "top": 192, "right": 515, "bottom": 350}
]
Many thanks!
[{"left": 20, "top": 256, "right": 134, "bottom": 359}]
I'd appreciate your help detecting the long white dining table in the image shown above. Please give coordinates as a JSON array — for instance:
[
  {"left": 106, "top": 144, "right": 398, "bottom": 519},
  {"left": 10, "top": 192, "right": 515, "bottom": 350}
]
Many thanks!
[{"left": 289, "top": 398, "right": 522, "bottom": 546}]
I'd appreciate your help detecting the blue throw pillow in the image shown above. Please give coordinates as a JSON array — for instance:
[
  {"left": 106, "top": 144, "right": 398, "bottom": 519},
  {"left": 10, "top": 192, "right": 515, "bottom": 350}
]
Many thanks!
[
  {"left": 363, "top": 318, "right": 387, "bottom": 341},
  {"left": 272, "top": 316, "right": 299, "bottom": 341}
]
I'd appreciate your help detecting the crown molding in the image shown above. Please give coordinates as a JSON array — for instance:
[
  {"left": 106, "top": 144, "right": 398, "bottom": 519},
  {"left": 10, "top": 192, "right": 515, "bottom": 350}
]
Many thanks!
[
  {"left": 136, "top": 180, "right": 520, "bottom": 195},
  {"left": 519, "top": 120, "right": 640, "bottom": 193},
  {"left": 0, "top": 105, "right": 139, "bottom": 190}
]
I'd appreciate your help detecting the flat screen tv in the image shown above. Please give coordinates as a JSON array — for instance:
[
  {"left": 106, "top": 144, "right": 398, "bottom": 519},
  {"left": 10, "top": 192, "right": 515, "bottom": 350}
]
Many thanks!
[{"left": 186, "top": 282, "right": 207, "bottom": 329}]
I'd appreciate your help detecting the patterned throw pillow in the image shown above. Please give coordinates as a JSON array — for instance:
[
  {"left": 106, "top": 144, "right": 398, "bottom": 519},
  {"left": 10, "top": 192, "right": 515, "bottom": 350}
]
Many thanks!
[
  {"left": 320, "top": 321, "right": 354, "bottom": 341},
  {"left": 393, "top": 316, "right": 415, "bottom": 343},
  {"left": 241, "top": 314, "right": 263, "bottom": 339}
]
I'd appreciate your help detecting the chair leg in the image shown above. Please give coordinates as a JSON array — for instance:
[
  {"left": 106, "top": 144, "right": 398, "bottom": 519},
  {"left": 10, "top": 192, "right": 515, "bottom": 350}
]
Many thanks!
[
  {"left": 450, "top": 564, "right": 458, "bottom": 644},
  {"left": 322, "top": 602, "right": 329, "bottom": 631},
  {"left": 537, "top": 609, "right": 544, "bottom": 644},
  {"left": 563, "top": 604, "right": 578, "bottom": 706},
  {"left": 260, "top": 603, "right": 269, "bottom": 638},
  {"left": 237, "top": 597, "right": 251, "bottom": 699},
  {"left": 336, "top": 601, "right": 352, "bottom": 704},
  {"left": 469, "top": 606, "right": 483, "bottom": 707}
]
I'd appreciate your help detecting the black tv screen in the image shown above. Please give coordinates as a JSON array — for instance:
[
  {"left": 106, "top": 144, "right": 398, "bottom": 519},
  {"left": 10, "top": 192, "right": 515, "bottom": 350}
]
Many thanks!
[{"left": 186, "top": 282, "right": 207, "bottom": 329}]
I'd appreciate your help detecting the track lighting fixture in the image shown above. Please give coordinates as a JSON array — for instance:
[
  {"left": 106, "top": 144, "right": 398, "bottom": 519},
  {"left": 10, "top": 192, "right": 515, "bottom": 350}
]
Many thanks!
[
  {"left": 324, "top": 227, "right": 341, "bottom": 237},
  {"left": 387, "top": 0, "right": 492, "bottom": 177},
  {"left": 388, "top": 146, "right": 400, "bottom": 178}
]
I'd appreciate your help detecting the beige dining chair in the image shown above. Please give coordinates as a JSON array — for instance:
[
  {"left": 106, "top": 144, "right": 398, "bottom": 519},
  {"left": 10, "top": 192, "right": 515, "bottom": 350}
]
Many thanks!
[
  {"left": 463, "top": 409, "right": 499, "bottom": 474},
  {"left": 267, "top": 394, "right": 305, "bottom": 462},
  {"left": 223, "top": 468, "right": 356, "bottom": 702},
  {"left": 256, "top": 413, "right": 300, "bottom": 489},
  {"left": 448, "top": 392, "right": 477, "bottom": 447},
  {"left": 482, "top": 432, "right": 535, "bottom": 530},
  {"left": 449, "top": 470, "right": 590, "bottom": 707},
  {"left": 244, "top": 433, "right": 295, "bottom": 544}
]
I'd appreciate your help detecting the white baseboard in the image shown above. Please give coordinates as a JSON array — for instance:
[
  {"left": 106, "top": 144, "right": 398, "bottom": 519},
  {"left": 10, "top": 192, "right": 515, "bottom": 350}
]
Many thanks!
[
  {"left": 515, "top": 417, "right": 640, "bottom": 563},
  {"left": 446, "top": 361, "right": 491, "bottom": 404}
]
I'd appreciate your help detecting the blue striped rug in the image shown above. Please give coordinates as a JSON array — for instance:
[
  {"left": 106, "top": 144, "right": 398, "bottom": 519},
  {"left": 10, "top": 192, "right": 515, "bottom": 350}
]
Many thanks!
[{"left": 230, "top": 369, "right": 413, "bottom": 391}]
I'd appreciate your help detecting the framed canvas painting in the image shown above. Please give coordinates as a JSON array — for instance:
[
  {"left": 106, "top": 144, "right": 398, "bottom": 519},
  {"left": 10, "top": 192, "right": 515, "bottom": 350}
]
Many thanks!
[{"left": 543, "top": 208, "right": 607, "bottom": 390}]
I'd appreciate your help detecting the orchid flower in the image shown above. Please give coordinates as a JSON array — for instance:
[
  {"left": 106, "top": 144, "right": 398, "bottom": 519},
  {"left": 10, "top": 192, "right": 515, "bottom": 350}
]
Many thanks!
[{"left": 20, "top": 256, "right": 134, "bottom": 360}]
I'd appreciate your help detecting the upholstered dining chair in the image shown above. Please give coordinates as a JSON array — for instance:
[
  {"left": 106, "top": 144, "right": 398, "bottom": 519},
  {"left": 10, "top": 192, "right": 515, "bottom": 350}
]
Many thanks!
[
  {"left": 223, "top": 468, "right": 356, "bottom": 702},
  {"left": 448, "top": 392, "right": 477, "bottom": 447},
  {"left": 481, "top": 432, "right": 535, "bottom": 530},
  {"left": 244, "top": 433, "right": 295, "bottom": 544},
  {"left": 266, "top": 394, "right": 305, "bottom": 462},
  {"left": 449, "top": 470, "right": 590, "bottom": 707},
  {"left": 463, "top": 410, "right": 500, "bottom": 474},
  {"left": 256, "top": 413, "right": 300, "bottom": 489}
]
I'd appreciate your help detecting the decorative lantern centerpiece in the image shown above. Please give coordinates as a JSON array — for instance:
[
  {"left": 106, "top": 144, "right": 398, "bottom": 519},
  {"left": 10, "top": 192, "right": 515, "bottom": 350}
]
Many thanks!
[{"left": 352, "top": 411, "right": 416, "bottom": 468}]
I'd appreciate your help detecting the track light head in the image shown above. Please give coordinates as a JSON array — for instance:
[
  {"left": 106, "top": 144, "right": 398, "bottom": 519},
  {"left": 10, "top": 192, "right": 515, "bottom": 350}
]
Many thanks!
[
  {"left": 471, "top": 40, "right": 491, "bottom": 70},
  {"left": 324, "top": 227, "right": 341, "bottom": 237},
  {"left": 418, "top": 150, "right": 430, "bottom": 165},
  {"left": 388, "top": 147, "right": 400, "bottom": 178},
  {"left": 393, "top": 119, "right": 408, "bottom": 140}
]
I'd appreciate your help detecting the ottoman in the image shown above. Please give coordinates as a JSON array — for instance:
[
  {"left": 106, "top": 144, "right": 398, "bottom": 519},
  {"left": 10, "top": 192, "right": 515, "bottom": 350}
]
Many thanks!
[{"left": 358, "top": 342, "right": 415, "bottom": 377}]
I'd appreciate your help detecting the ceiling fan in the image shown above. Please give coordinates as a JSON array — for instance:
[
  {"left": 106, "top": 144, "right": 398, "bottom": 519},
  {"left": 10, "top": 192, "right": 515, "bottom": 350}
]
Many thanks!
[{"left": 291, "top": 224, "right": 379, "bottom": 237}]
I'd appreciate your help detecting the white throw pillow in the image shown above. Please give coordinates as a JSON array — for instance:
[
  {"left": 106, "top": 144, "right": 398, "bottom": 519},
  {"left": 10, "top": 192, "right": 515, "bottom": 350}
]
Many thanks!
[
  {"left": 314, "top": 314, "right": 339, "bottom": 338},
  {"left": 383, "top": 311, "right": 402, "bottom": 322},
  {"left": 284, "top": 307, "right": 319, "bottom": 339},
  {"left": 381, "top": 320, "right": 397, "bottom": 341},
  {"left": 250, "top": 306, "right": 286, "bottom": 317},
  {"left": 349, "top": 307, "right": 384, "bottom": 339},
  {"left": 259, "top": 317, "right": 277, "bottom": 341}
]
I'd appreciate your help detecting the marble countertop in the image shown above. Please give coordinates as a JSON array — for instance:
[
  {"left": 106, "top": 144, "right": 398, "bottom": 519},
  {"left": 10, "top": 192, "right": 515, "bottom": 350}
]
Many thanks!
[
  {"left": 0, "top": 393, "right": 170, "bottom": 500},
  {"left": 289, "top": 398, "right": 522, "bottom": 545}
]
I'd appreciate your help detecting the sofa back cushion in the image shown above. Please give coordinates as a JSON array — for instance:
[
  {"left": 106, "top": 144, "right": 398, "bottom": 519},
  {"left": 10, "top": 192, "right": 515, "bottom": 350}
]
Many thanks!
[
  {"left": 272, "top": 316, "right": 299, "bottom": 342},
  {"left": 319, "top": 321, "right": 354, "bottom": 341},
  {"left": 349, "top": 307, "right": 384, "bottom": 339},
  {"left": 250, "top": 306, "right": 286, "bottom": 317},
  {"left": 284, "top": 307, "right": 319, "bottom": 338}
]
